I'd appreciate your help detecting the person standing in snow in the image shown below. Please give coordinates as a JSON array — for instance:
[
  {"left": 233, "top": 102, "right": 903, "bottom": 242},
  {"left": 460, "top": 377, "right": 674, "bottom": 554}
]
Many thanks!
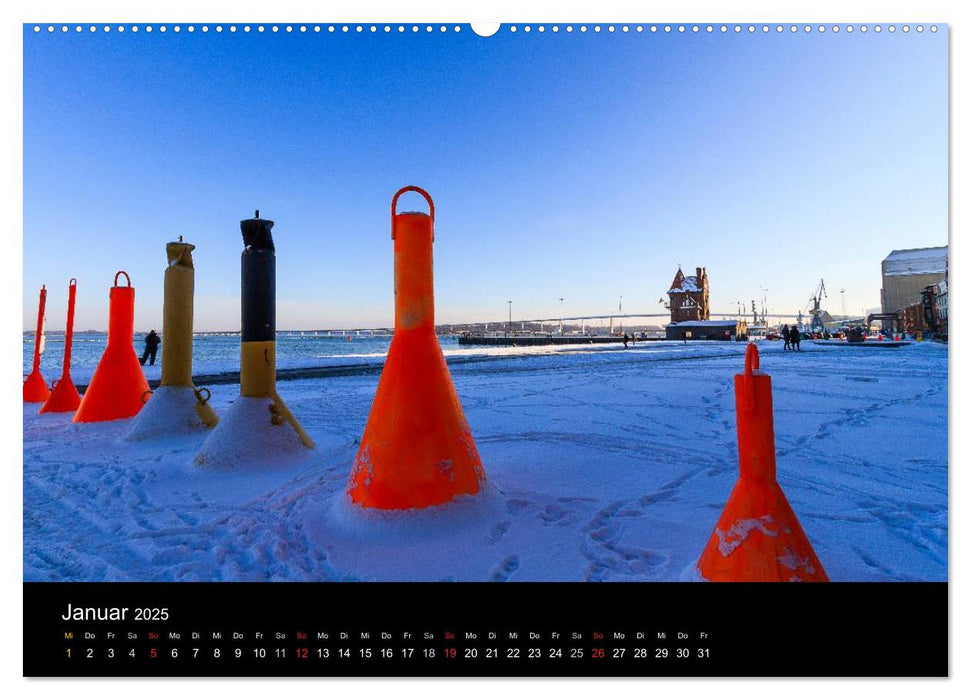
[
  {"left": 782, "top": 324, "right": 790, "bottom": 350},
  {"left": 789, "top": 325, "right": 801, "bottom": 351},
  {"left": 140, "top": 329, "right": 161, "bottom": 366},
  {"left": 622, "top": 332, "right": 629, "bottom": 348}
]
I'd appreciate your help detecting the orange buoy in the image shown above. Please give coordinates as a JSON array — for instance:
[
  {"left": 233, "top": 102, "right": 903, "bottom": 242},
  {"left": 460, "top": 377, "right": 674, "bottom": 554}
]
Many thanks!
[
  {"left": 697, "top": 344, "right": 828, "bottom": 581},
  {"left": 346, "top": 186, "right": 486, "bottom": 509},
  {"left": 23, "top": 285, "right": 51, "bottom": 403},
  {"left": 40, "top": 279, "right": 82, "bottom": 413},
  {"left": 73, "top": 272, "right": 150, "bottom": 423}
]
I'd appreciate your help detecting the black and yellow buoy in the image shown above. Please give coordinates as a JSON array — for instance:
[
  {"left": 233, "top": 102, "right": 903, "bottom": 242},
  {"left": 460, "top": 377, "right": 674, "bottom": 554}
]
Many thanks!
[{"left": 195, "top": 211, "right": 312, "bottom": 466}]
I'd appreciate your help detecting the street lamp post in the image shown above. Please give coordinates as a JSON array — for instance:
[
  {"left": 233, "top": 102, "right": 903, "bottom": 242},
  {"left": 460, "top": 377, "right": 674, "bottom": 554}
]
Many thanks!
[
  {"left": 619, "top": 295, "right": 623, "bottom": 333},
  {"left": 559, "top": 297, "right": 564, "bottom": 334},
  {"left": 507, "top": 300, "right": 512, "bottom": 336}
]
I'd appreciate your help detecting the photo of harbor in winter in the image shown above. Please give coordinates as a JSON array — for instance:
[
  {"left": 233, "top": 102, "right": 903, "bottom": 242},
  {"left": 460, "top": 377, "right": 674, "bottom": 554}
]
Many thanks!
[{"left": 22, "top": 23, "right": 947, "bottom": 584}]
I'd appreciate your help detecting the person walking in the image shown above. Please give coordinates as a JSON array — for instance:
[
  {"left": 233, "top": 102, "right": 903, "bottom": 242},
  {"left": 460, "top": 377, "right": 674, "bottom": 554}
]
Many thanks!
[
  {"left": 140, "top": 329, "right": 161, "bottom": 366},
  {"left": 789, "top": 325, "right": 801, "bottom": 352},
  {"left": 622, "top": 332, "right": 629, "bottom": 349},
  {"left": 781, "top": 324, "right": 790, "bottom": 350}
]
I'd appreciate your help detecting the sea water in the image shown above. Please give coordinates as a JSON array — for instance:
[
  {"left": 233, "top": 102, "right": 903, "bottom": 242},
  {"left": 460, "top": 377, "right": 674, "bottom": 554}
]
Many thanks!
[{"left": 23, "top": 331, "right": 460, "bottom": 377}]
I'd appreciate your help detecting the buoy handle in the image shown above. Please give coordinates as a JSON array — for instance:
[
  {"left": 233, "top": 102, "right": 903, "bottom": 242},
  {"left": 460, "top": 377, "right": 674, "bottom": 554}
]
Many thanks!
[
  {"left": 140, "top": 389, "right": 153, "bottom": 404},
  {"left": 391, "top": 186, "right": 435, "bottom": 238},
  {"left": 114, "top": 271, "right": 132, "bottom": 288},
  {"left": 69, "top": 278, "right": 77, "bottom": 287},
  {"left": 194, "top": 387, "right": 211, "bottom": 405},
  {"left": 744, "top": 342, "right": 760, "bottom": 375}
]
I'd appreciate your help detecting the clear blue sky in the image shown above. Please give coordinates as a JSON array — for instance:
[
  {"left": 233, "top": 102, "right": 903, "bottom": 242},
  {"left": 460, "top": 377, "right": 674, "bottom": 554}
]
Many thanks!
[{"left": 23, "top": 25, "right": 947, "bottom": 331}]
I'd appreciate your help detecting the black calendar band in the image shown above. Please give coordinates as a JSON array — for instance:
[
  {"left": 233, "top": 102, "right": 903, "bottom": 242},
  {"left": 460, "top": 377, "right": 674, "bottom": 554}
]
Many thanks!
[{"left": 23, "top": 582, "right": 947, "bottom": 677}]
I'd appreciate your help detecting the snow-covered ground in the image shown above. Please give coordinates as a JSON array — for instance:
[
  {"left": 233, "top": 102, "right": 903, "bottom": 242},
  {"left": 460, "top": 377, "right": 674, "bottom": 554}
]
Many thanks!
[{"left": 22, "top": 340, "right": 947, "bottom": 582}]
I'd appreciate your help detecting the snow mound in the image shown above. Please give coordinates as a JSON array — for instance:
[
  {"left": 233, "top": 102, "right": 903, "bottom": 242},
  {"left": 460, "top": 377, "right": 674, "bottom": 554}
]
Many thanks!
[
  {"left": 194, "top": 395, "right": 310, "bottom": 469},
  {"left": 124, "top": 386, "right": 215, "bottom": 441},
  {"left": 312, "top": 485, "right": 506, "bottom": 545}
]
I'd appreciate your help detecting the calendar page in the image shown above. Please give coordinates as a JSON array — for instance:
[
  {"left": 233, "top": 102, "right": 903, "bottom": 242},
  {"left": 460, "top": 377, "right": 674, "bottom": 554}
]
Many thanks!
[{"left": 21, "top": 17, "right": 948, "bottom": 678}]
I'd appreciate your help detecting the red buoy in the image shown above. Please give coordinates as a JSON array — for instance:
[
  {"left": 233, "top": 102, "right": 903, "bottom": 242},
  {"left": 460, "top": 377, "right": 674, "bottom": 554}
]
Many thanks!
[
  {"left": 73, "top": 272, "right": 150, "bottom": 423},
  {"left": 23, "top": 285, "right": 50, "bottom": 403},
  {"left": 346, "top": 187, "right": 486, "bottom": 509},
  {"left": 40, "top": 279, "right": 82, "bottom": 414},
  {"left": 697, "top": 344, "right": 828, "bottom": 581}
]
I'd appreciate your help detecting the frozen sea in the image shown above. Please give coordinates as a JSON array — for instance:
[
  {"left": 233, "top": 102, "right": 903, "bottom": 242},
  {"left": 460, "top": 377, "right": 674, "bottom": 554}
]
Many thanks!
[{"left": 22, "top": 337, "right": 948, "bottom": 582}]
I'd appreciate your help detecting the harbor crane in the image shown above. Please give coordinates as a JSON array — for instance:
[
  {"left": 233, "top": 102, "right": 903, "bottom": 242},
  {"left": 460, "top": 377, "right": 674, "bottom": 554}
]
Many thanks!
[{"left": 807, "top": 279, "right": 828, "bottom": 330}]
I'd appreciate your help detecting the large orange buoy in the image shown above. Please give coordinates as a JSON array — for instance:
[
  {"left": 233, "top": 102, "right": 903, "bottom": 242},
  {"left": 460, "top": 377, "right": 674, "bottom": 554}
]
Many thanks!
[
  {"left": 23, "top": 285, "right": 51, "bottom": 403},
  {"left": 40, "top": 279, "right": 82, "bottom": 413},
  {"left": 346, "top": 186, "right": 486, "bottom": 509},
  {"left": 697, "top": 344, "right": 828, "bottom": 582},
  {"left": 73, "top": 272, "right": 150, "bottom": 423}
]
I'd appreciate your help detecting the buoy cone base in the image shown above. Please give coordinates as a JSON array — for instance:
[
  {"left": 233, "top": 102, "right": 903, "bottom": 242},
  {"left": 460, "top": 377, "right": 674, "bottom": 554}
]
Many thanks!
[
  {"left": 194, "top": 395, "right": 307, "bottom": 468},
  {"left": 697, "top": 478, "right": 829, "bottom": 582},
  {"left": 347, "top": 331, "right": 486, "bottom": 510},
  {"left": 73, "top": 347, "right": 150, "bottom": 423},
  {"left": 23, "top": 370, "right": 51, "bottom": 403},
  {"left": 39, "top": 376, "right": 81, "bottom": 413},
  {"left": 125, "top": 386, "right": 218, "bottom": 441}
]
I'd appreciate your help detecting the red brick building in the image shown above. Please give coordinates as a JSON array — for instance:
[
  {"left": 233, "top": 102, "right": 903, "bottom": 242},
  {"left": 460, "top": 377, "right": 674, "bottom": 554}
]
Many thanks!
[{"left": 667, "top": 266, "right": 710, "bottom": 323}]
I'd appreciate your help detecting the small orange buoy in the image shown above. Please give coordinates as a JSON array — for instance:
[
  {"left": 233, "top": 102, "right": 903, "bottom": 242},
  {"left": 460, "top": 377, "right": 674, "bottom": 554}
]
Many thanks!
[
  {"left": 40, "top": 279, "right": 82, "bottom": 413},
  {"left": 23, "top": 285, "right": 51, "bottom": 403},
  {"left": 697, "top": 344, "right": 828, "bottom": 582},
  {"left": 73, "top": 272, "right": 151, "bottom": 423},
  {"left": 346, "top": 187, "right": 486, "bottom": 509}
]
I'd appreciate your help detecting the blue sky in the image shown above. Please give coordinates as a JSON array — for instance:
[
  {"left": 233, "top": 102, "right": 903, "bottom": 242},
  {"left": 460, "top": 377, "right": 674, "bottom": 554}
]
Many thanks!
[{"left": 23, "top": 24, "right": 947, "bottom": 331}]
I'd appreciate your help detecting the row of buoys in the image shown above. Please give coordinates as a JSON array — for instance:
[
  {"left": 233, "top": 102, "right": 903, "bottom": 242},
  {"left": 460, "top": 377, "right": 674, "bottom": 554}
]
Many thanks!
[{"left": 23, "top": 186, "right": 825, "bottom": 581}]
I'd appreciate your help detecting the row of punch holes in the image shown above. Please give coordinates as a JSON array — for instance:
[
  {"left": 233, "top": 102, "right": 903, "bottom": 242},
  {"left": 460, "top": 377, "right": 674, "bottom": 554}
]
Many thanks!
[{"left": 33, "top": 24, "right": 940, "bottom": 35}]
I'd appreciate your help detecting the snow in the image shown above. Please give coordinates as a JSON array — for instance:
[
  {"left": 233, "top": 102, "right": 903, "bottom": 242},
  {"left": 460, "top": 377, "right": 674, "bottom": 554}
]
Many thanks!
[
  {"left": 124, "top": 386, "right": 211, "bottom": 441},
  {"left": 882, "top": 246, "right": 947, "bottom": 277},
  {"left": 194, "top": 395, "right": 309, "bottom": 469},
  {"left": 22, "top": 339, "right": 947, "bottom": 582},
  {"left": 668, "top": 275, "right": 701, "bottom": 293},
  {"left": 667, "top": 320, "right": 738, "bottom": 327}
]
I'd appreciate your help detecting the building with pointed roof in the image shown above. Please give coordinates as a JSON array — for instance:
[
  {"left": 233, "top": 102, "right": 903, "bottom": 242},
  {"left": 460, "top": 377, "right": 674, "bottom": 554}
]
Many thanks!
[{"left": 667, "top": 266, "right": 710, "bottom": 323}]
